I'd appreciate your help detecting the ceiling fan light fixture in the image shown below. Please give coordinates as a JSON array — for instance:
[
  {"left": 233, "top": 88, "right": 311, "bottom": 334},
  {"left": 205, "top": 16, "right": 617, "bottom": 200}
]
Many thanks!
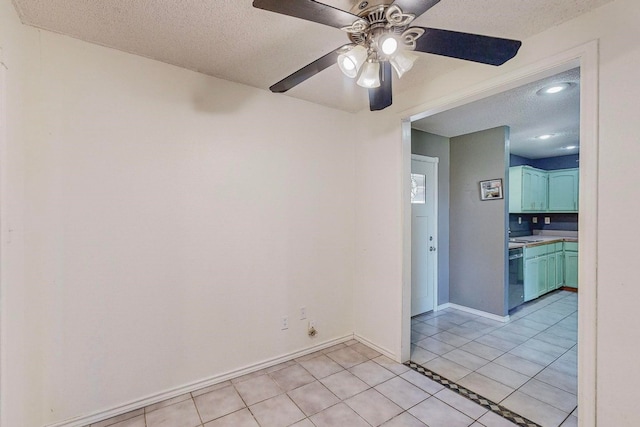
[
  {"left": 389, "top": 50, "right": 418, "bottom": 78},
  {"left": 337, "top": 45, "right": 368, "bottom": 78},
  {"left": 357, "top": 60, "right": 381, "bottom": 88},
  {"left": 380, "top": 35, "right": 399, "bottom": 56}
]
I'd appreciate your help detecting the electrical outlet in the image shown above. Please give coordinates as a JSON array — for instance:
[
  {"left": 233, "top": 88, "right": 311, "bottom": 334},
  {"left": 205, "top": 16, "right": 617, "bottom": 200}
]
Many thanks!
[
  {"left": 300, "top": 307, "right": 307, "bottom": 320},
  {"left": 518, "top": 217, "right": 522, "bottom": 224},
  {"left": 308, "top": 320, "right": 317, "bottom": 337},
  {"left": 281, "top": 316, "right": 289, "bottom": 330},
  {"left": 545, "top": 217, "right": 551, "bottom": 224},
  {"left": 532, "top": 217, "right": 538, "bottom": 224}
]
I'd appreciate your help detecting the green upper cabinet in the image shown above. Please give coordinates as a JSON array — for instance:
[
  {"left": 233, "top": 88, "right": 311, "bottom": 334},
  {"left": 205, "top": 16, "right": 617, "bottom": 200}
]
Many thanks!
[
  {"left": 509, "top": 166, "right": 548, "bottom": 213},
  {"left": 548, "top": 169, "right": 579, "bottom": 212},
  {"left": 509, "top": 166, "right": 578, "bottom": 213}
]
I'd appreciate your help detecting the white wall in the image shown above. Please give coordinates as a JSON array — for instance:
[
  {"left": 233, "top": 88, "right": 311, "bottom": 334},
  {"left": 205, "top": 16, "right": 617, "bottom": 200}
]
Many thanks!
[
  {"left": 0, "top": 1, "right": 359, "bottom": 425},
  {"left": 353, "top": 0, "right": 640, "bottom": 424},
  {"left": 0, "top": 1, "right": 42, "bottom": 425}
]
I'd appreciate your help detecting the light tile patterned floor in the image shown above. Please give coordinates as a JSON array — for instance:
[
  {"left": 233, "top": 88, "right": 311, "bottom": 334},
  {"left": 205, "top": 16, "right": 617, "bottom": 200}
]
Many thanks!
[
  {"left": 410, "top": 290, "right": 578, "bottom": 427},
  {"left": 88, "top": 340, "right": 521, "bottom": 427}
]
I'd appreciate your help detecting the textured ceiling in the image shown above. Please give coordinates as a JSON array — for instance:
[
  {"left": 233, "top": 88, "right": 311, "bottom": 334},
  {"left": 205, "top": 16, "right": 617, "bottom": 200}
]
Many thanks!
[
  {"left": 12, "top": 0, "right": 612, "bottom": 114},
  {"left": 412, "top": 68, "right": 581, "bottom": 159}
]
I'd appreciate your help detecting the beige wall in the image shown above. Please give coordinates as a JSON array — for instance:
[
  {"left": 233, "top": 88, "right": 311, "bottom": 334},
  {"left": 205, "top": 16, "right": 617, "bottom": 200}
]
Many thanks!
[{"left": 0, "top": 1, "right": 358, "bottom": 425}]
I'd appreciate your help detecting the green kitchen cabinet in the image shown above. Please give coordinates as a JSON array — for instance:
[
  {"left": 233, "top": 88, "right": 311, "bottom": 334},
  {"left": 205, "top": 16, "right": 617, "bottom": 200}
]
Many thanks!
[
  {"left": 509, "top": 166, "right": 548, "bottom": 213},
  {"left": 564, "top": 242, "right": 579, "bottom": 288},
  {"left": 548, "top": 169, "right": 579, "bottom": 212},
  {"left": 524, "top": 241, "right": 571, "bottom": 300},
  {"left": 537, "top": 254, "right": 549, "bottom": 296},
  {"left": 554, "top": 250, "right": 565, "bottom": 289},
  {"left": 524, "top": 256, "right": 540, "bottom": 301},
  {"left": 548, "top": 243, "right": 565, "bottom": 290},
  {"left": 547, "top": 252, "right": 557, "bottom": 291}
]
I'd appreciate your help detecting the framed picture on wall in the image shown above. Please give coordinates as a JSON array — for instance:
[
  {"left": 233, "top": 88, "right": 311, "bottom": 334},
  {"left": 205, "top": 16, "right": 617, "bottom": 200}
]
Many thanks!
[{"left": 479, "top": 179, "right": 503, "bottom": 200}]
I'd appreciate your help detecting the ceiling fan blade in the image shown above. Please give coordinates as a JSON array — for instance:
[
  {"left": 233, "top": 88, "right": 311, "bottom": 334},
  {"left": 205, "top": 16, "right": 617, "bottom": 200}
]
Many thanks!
[
  {"left": 270, "top": 45, "right": 351, "bottom": 93},
  {"left": 412, "top": 27, "right": 522, "bottom": 66},
  {"left": 390, "top": 0, "right": 441, "bottom": 18},
  {"left": 369, "top": 62, "right": 393, "bottom": 111},
  {"left": 253, "top": 0, "right": 361, "bottom": 29}
]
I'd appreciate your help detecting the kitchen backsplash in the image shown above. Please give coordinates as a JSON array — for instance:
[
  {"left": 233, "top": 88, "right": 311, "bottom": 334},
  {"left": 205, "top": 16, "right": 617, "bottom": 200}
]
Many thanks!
[
  {"left": 509, "top": 213, "right": 578, "bottom": 237},
  {"left": 510, "top": 154, "right": 579, "bottom": 170}
]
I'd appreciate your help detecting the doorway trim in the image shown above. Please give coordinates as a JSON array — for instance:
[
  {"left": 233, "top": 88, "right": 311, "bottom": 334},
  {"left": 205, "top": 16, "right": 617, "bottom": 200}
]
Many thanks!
[
  {"left": 410, "top": 154, "right": 439, "bottom": 316},
  {"left": 0, "top": 47, "right": 6, "bottom": 427},
  {"left": 400, "top": 40, "right": 599, "bottom": 427}
]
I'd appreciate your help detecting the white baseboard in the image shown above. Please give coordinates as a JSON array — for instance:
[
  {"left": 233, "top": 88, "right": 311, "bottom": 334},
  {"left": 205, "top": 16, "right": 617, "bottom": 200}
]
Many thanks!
[
  {"left": 46, "top": 334, "right": 354, "bottom": 427},
  {"left": 353, "top": 334, "right": 397, "bottom": 361},
  {"left": 438, "top": 303, "right": 510, "bottom": 323},
  {"left": 435, "top": 302, "right": 451, "bottom": 311}
]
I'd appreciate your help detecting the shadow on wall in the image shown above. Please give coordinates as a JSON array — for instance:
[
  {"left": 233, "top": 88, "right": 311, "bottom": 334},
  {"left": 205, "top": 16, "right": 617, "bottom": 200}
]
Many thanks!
[{"left": 191, "top": 77, "right": 259, "bottom": 114}]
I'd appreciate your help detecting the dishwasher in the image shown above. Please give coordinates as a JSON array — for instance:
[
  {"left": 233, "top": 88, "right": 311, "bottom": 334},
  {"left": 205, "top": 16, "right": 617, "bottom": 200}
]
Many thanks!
[{"left": 508, "top": 248, "right": 525, "bottom": 310}]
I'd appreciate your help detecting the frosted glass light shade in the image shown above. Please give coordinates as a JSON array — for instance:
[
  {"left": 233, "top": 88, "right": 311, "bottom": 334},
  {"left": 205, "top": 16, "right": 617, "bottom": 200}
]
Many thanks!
[
  {"left": 389, "top": 50, "right": 418, "bottom": 78},
  {"left": 357, "top": 61, "right": 381, "bottom": 88},
  {"left": 337, "top": 45, "right": 368, "bottom": 78}
]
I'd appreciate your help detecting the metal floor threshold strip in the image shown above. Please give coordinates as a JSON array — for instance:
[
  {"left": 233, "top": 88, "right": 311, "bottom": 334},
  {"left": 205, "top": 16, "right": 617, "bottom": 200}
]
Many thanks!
[{"left": 405, "top": 361, "right": 542, "bottom": 427}]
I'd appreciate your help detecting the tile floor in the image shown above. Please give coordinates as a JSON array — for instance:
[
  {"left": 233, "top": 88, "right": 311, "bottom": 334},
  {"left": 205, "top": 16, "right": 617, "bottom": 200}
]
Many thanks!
[
  {"left": 410, "top": 290, "right": 578, "bottom": 427},
  {"left": 88, "top": 340, "right": 524, "bottom": 427},
  {"left": 87, "top": 290, "right": 577, "bottom": 427}
]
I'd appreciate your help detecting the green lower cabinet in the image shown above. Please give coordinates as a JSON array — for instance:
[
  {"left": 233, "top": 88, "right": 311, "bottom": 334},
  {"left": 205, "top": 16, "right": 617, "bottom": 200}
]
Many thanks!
[
  {"left": 565, "top": 250, "right": 579, "bottom": 288},
  {"left": 523, "top": 241, "right": 576, "bottom": 301},
  {"left": 555, "top": 251, "right": 565, "bottom": 288},
  {"left": 537, "top": 255, "right": 549, "bottom": 296},
  {"left": 524, "top": 257, "right": 539, "bottom": 301},
  {"left": 547, "top": 253, "right": 557, "bottom": 291}
]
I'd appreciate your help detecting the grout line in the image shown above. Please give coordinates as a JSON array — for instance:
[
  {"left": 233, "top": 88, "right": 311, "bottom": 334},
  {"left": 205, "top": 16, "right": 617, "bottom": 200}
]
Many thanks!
[{"left": 405, "top": 362, "right": 542, "bottom": 427}]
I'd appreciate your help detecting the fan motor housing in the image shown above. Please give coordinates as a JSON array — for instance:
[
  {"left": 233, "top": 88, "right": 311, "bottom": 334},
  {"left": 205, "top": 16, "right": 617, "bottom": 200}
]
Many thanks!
[{"left": 347, "top": 4, "right": 413, "bottom": 54}]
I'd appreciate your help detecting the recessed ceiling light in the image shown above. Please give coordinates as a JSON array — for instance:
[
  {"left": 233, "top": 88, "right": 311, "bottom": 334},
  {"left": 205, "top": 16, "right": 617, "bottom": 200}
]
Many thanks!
[
  {"left": 564, "top": 145, "right": 578, "bottom": 150},
  {"left": 537, "top": 82, "right": 574, "bottom": 95},
  {"left": 536, "top": 134, "right": 554, "bottom": 140}
]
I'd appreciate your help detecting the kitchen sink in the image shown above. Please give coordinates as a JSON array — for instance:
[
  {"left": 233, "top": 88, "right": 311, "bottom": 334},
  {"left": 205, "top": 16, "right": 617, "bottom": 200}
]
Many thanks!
[{"left": 509, "top": 238, "right": 544, "bottom": 243}]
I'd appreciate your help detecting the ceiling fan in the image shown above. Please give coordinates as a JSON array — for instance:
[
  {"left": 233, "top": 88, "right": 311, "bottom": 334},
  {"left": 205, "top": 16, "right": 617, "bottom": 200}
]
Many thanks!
[{"left": 253, "top": 0, "right": 522, "bottom": 111}]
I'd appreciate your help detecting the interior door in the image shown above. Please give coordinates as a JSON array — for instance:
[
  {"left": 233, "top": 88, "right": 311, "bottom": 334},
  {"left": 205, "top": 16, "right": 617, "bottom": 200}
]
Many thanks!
[{"left": 411, "top": 155, "right": 438, "bottom": 316}]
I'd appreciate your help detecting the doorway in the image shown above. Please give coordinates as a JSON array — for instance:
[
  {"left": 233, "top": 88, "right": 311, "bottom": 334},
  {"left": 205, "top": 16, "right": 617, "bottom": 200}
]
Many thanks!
[{"left": 400, "top": 41, "right": 598, "bottom": 426}]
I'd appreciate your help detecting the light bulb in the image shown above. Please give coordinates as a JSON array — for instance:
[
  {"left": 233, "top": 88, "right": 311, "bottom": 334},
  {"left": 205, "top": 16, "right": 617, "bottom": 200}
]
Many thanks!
[
  {"left": 337, "top": 45, "right": 368, "bottom": 79},
  {"left": 545, "top": 86, "right": 565, "bottom": 94},
  {"left": 342, "top": 59, "right": 355, "bottom": 72},
  {"left": 381, "top": 37, "right": 398, "bottom": 56},
  {"left": 536, "top": 82, "right": 574, "bottom": 96}
]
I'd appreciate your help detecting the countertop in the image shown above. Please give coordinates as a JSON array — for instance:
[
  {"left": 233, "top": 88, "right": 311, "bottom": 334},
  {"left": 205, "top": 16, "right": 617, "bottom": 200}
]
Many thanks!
[{"left": 508, "top": 234, "right": 578, "bottom": 250}]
